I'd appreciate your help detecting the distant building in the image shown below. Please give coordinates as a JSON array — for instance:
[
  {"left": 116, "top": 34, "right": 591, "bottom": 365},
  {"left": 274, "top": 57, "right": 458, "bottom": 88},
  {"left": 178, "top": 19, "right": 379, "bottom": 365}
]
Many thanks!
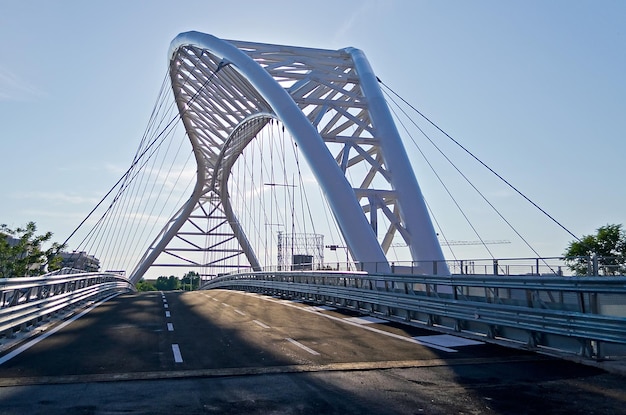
[
  {"left": 59, "top": 251, "right": 100, "bottom": 273},
  {"left": 1, "top": 234, "right": 44, "bottom": 275},
  {"left": 4, "top": 235, "right": 20, "bottom": 247}
]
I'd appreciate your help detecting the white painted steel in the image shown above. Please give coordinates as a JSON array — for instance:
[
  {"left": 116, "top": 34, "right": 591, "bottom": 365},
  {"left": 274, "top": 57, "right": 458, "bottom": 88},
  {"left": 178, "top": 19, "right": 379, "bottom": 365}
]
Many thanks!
[
  {"left": 0, "top": 272, "right": 131, "bottom": 336},
  {"left": 131, "top": 32, "right": 448, "bottom": 282},
  {"left": 345, "top": 48, "right": 447, "bottom": 273},
  {"left": 0, "top": 292, "right": 121, "bottom": 365}
]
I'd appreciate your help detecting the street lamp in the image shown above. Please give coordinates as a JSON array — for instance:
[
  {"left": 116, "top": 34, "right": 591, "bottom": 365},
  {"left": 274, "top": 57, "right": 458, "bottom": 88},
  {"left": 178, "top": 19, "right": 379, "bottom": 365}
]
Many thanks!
[
  {"left": 326, "top": 244, "right": 350, "bottom": 270},
  {"left": 264, "top": 178, "right": 297, "bottom": 270},
  {"left": 264, "top": 222, "right": 283, "bottom": 269}
]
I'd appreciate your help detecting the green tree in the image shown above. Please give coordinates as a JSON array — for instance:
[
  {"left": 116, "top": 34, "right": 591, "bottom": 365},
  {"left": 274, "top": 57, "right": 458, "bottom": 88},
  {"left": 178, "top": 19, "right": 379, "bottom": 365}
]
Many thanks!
[
  {"left": 181, "top": 270, "right": 201, "bottom": 290},
  {"left": 564, "top": 224, "right": 626, "bottom": 276},
  {"left": 136, "top": 279, "right": 157, "bottom": 291},
  {"left": 155, "top": 275, "right": 180, "bottom": 291},
  {"left": 0, "top": 222, "right": 65, "bottom": 278}
]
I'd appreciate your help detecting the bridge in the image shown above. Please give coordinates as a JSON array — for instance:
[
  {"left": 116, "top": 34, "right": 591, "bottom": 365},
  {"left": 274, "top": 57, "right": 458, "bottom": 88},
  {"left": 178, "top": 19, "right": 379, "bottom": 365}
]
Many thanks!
[{"left": 1, "top": 32, "right": 625, "bottom": 414}]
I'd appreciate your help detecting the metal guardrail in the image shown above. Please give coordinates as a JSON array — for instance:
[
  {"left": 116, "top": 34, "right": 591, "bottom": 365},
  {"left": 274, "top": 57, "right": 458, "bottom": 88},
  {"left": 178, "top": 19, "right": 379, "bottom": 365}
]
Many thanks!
[
  {"left": 0, "top": 271, "right": 133, "bottom": 338},
  {"left": 204, "top": 271, "right": 626, "bottom": 360},
  {"left": 241, "top": 256, "right": 622, "bottom": 277}
]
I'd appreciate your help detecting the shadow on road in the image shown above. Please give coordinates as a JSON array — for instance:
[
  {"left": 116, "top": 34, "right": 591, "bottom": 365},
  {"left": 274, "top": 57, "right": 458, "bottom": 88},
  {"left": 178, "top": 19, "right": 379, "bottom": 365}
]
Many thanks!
[{"left": 0, "top": 290, "right": 624, "bottom": 414}]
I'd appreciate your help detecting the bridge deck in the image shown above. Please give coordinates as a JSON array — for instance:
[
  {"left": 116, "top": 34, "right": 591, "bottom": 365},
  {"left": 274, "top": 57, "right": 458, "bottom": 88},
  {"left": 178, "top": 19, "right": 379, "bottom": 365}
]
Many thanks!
[{"left": 0, "top": 290, "right": 624, "bottom": 414}]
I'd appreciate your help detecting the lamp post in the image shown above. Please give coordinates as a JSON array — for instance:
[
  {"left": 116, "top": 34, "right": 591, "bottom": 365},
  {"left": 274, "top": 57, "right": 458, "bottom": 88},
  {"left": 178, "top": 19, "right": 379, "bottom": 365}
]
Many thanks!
[
  {"left": 264, "top": 223, "right": 283, "bottom": 270},
  {"left": 326, "top": 244, "right": 349, "bottom": 270},
  {"left": 264, "top": 178, "right": 297, "bottom": 270}
]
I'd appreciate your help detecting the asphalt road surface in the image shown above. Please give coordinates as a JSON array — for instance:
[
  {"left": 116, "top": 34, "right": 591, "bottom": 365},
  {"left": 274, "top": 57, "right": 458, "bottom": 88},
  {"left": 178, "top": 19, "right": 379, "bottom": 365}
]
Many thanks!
[{"left": 0, "top": 290, "right": 624, "bottom": 414}]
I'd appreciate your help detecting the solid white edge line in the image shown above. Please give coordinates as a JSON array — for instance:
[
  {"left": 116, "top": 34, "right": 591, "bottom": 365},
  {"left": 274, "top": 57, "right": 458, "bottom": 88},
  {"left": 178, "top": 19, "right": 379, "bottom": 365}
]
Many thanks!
[
  {"left": 261, "top": 296, "right": 458, "bottom": 353},
  {"left": 0, "top": 293, "right": 122, "bottom": 366},
  {"left": 286, "top": 338, "right": 320, "bottom": 356},
  {"left": 171, "top": 344, "right": 183, "bottom": 363}
]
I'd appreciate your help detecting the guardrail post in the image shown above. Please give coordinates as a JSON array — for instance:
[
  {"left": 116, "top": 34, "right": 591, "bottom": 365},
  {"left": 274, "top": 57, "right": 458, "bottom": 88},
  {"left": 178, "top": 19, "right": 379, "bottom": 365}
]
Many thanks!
[{"left": 493, "top": 260, "right": 499, "bottom": 276}]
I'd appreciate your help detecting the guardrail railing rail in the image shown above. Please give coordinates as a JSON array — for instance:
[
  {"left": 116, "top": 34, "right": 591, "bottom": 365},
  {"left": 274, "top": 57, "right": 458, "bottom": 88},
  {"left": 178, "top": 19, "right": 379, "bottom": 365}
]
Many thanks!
[
  {"left": 204, "top": 270, "right": 626, "bottom": 360},
  {"left": 0, "top": 271, "right": 132, "bottom": 340}
]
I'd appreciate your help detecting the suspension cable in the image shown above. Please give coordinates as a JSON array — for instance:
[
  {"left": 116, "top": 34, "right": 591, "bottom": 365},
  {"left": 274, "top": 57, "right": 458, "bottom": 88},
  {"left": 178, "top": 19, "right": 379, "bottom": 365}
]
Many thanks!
[
  {"left": 378, "top": 78, "right": 583, "bottom": 245},
  {"left": 64, "top": 60, "right": 228, "bottom": 251},
  {"left": 381, "top": 84, "right": 560, "bottom": 272},
  {"left": 386, "top": 99, "right": 495, "bottom": 259}
]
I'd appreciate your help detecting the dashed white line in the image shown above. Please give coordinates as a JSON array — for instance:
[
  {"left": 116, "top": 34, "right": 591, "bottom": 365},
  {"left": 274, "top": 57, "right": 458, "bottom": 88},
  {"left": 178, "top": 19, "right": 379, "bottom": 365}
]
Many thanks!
[
  {"left": 164, "top": 304, "right": 169, "bottom": 308},
  {"left": 286, "top": 338, "right": 320, "bottom": 355},
  {"left": 253, "top": 320, "right": 270, "bottom": 329},
  {"left": 167, "top": 323, "right": 174, "bottom": 331},
  {"left": 171, "top": 344, "right": 183, "bottom": 363},
  {"left": 234, "top": 309, "right": 246, "bottom": 316},
  {"left": 165, "top": 311, "right": 171, "bottom": 318},
  {"left": 222, "top": 303, "right": 230, "bottom": 307}
]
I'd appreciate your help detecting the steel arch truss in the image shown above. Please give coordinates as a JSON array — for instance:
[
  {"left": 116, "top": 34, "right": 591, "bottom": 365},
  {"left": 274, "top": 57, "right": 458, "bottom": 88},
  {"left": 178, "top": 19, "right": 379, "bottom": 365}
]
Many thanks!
[{"left": 129, "top": 32, "right": 446, "bottom": 283}]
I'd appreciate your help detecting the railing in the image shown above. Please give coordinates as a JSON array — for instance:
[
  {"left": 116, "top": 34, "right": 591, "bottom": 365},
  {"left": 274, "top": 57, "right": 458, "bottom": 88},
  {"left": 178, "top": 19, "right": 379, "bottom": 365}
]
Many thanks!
[
  {"left": 0, "top": 271, "right": 133, "bottom": 339},
  {"left": 203, "top": 270, "right": 626, "bottom": 360},
  {"left": 223, "top": 256, "right": 616, "bottom": 277}
]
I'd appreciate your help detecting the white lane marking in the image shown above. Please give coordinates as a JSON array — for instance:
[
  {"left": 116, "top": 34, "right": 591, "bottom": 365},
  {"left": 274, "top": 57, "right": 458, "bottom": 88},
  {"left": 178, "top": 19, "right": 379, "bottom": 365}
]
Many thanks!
[
  {"left": 234, "top": 309, "right": 246, "bottom": 316},
  {"left": 0, "top": 293, "right": 121, "bottom": 366},
  {"left": 253, "top": 320, "right": 270, "bottom": 329},
  {"left": 414, "top": 334, "right": 484, "bottom": 348},
  {"left": 222, "top": 303, "right": 230, "bottom": 307},
  {"left": 164, "top": 304, "right": 169, "bottom": 308},
  {"left": 171, "top": 344, "right": 183, "bottom": 363},
  {"left": 307, "top": 306, "right": 336, "bottom": 311},
  {"left": 344, "top": 316, "right": 388, "bottom": 325},
  {"left": 165, "top": 311, "right": 171, "bottom": 318},
  {"left": 286, "top": 338, "right": 320, "bottom": 356},
  {"left": 163, "top": 298, "right": 167, "bottom": 302},
  {"left": 260, "top": 296, "right": 457, "bottom": 353},
  {"left": 212, "top": 298, "right": 219, "bottom": 302},
  {"left": 167, "top": 323, "right": 174, "bottom": 331}
]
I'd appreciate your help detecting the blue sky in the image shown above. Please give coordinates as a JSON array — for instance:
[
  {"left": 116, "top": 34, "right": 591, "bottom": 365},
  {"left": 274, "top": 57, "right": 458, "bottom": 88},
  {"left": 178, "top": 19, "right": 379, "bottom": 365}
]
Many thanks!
[{"left": 1, "top": 1, "right": 625, "bottom": 262}]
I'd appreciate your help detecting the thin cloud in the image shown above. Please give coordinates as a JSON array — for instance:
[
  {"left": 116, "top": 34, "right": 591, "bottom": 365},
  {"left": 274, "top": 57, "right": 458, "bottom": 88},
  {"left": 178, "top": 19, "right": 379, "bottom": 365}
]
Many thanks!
[
  {"left": 332, "top": 0, "right": 386, "bottom": 44},
  {"left": 0, "top": 65, "right": 45, "bottom": 101},
  {"left": 12, "top": 191, "right": 100, "bottom": 205}
]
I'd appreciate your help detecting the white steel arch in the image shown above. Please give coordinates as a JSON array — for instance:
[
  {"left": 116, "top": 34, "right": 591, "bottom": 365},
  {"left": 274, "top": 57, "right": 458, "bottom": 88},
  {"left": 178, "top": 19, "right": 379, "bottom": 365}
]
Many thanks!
[{"left": 129, "top": 31, "right": 447, "bottom": 283}]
